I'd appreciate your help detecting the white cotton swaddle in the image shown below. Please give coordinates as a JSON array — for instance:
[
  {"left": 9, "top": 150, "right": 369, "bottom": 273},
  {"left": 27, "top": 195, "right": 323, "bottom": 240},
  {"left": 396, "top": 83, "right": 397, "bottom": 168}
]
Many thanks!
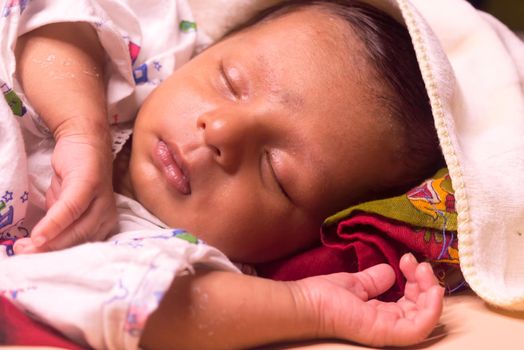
[
  {"left": 0, "top": 82, "right": 29, "bottom": 248},
  {"left": 0, "top": 2, "right": 30, "bottom": 243},
  {"left": 401, "top": 0, "right": 524, "bottom": 311},
  {"left": 0, "top": 2, "right": 246, "bottom": 348},
  {"left": 190, "top": 0, "right": 524, "bottom": 310}
]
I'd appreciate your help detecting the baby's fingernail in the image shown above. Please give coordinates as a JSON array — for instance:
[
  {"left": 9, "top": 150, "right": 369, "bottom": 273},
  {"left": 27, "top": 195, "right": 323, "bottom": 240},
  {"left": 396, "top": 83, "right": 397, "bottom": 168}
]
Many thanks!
[
  {"left": 421, "top": 261, "right": 432, "bottom": 270},
  {"left": 406, "top": 252, "right": 416, "bottom": 263},
  {"left": 32, "top": 236, "right": 46, "bottom": 247},
  {"left": 13, "top": 241, "right": 27, "bottom": 254}
]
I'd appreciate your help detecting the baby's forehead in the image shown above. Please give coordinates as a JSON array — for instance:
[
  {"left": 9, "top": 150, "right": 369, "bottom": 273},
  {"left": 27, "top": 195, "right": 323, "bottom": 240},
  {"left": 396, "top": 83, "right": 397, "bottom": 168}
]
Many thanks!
[
  {"left": 229, "top": 7, "right": 370, "bottom": 75},
  {"left": 212, "top": 6, "right": 383, "bottom": 118},
  {"left": 229, "top": 4, "right": 356, "bottom": 46}
]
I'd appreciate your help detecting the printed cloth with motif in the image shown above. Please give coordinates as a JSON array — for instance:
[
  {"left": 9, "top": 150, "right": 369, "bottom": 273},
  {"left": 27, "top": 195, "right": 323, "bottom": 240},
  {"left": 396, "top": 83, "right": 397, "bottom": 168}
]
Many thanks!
[{"left": 257, "top": 169, "right": 464, "bottom": 301}]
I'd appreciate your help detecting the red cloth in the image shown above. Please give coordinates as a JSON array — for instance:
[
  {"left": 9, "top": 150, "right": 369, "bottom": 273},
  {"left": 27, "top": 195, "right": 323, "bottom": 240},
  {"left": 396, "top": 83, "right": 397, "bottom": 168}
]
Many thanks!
[
  {"left": 256, "top": 212, "right": 461, "bottom": 301},
  {"left": 0, "top": 296, "right": 84, "bottom": 349}
]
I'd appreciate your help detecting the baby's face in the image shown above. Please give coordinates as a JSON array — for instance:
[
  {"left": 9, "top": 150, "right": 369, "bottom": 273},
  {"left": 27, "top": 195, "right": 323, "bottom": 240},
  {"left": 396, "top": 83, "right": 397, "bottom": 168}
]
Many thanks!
[{"left": 129, "top": 7, "right": 401, "bottom": 263}]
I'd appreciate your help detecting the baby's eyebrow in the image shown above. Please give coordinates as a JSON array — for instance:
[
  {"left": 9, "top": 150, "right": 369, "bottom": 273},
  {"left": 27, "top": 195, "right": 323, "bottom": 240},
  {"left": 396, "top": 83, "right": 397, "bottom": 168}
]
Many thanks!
[
  {"left": 255, "top": 54, "right": 304, "bottom": 112},
  {"left": 265, "top": 84, "right": 304, "bottom": 112},
  {"left": 277, "top": 90, "right": 304, "bottom": 112}
]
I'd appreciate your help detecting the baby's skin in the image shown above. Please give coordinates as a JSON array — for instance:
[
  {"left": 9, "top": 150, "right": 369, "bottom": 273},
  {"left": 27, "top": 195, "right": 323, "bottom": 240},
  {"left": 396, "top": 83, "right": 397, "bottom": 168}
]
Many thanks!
[
  {"left": 141, "top": 253, "right": 444, "bottom": 349},
  {"left": 14, "top": 22, "right": 116, "bottom": 252},
  {"left": 120, "top": 6, "right": 408, "bottom": 264},
  {"left": 11, "top": 5, "right": 444, "bottom": 348}
]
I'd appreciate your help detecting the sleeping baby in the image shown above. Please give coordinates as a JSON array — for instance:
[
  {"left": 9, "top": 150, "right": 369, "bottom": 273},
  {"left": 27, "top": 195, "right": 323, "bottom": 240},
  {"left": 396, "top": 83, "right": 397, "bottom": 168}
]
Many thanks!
[{"left": 0, "top": 0, "right": 446, "bottom": 348}]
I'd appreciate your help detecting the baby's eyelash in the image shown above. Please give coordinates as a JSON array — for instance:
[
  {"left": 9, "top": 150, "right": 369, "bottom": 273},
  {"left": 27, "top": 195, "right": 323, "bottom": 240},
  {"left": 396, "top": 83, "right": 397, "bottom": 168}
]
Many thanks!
[
  {"left": 220, "top": 62, "right": 237, "bottom": 97},
  {"left": 265, "top": 151, "right": 290, "bottom": 200}
]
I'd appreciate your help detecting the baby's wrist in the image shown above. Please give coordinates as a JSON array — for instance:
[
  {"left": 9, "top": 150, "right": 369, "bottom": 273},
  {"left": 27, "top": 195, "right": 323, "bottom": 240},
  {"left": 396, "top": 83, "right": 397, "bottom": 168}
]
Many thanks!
[
  {"left": 53, "top": 114, "right": 107, "bottom": 136},
  {"left": 285, "top": 280, "right": 328, "bottom": 340},
  {"left": 53, "top": 115, "right": 112, "bottom": 148},
  {"left": 53, "top": 117, "right": 114, "bottom": 175}
]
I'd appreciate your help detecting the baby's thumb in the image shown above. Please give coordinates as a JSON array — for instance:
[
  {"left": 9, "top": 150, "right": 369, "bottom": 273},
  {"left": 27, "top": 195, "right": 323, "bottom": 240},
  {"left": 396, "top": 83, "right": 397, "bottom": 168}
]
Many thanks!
[
  {"left": 354, "top": 264, "right": 396, "bottom": 299},
  {"left": 32, "top": 181, "right": 90, "bottom": 246}
]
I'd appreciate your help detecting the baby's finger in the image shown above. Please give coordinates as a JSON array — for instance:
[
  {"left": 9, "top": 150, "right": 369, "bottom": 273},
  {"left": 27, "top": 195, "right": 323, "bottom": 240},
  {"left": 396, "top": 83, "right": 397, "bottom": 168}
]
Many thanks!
[
  {"left": 390, "top": 285, "right": 444, "bottom": 346},
  {"left": 400, "top": 253, "right": 422, "bottom": 300},
  {"left": 31, "top": 180, "right": 94, "bottom": 246},
  {"left": 40, "top": 200, "right": 116, "bottom": 251},
  {"left": 354, "top": 263, "right": 396, "bottom": 299},
  {"left": 411, "top": 285, "right": 444, "bottom": 336},
  {"left": 318, "top": 273, "right": 368, "bottom": 300},
  {"left": 415, "top": 262, "right": 439, "bottom": 291},
  {"left": 425, "top": 285, "right": 445, "bottom": 313},
  {"left": 13, "top": 237, "right": 39, "bottom": 254},
  {"left": 37, "top": 218, "right": 99, "bottom": 252},
  {"left": 399, "top": 253, "right": 418, "bottom": 281},
  {"left": 45, "top": 176, "right": 61, "bottom": 209}
]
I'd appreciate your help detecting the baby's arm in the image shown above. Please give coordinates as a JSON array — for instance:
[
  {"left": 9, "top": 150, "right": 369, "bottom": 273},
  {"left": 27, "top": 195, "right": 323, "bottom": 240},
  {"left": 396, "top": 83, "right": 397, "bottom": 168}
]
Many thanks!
[
  {"left": 141, "top": 254, "right": 444, "bottom": 349},
  {"left": 14, "top": 22, "right": 116, "bottom": 252}
]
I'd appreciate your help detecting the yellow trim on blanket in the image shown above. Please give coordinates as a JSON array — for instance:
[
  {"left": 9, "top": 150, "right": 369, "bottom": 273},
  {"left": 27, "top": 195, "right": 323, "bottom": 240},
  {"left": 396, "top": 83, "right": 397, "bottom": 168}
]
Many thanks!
[{"left": 397, "top": 0, "right": 484, "bottom": 301}]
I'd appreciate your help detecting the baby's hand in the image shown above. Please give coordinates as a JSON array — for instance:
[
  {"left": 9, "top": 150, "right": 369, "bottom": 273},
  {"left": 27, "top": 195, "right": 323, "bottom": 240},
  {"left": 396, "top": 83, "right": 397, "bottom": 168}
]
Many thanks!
[
  {"left": 15, "top": 133, "right": 117, "bottom": 253},
  {"left": 295, "top": 253, "right": 444, "bottom": 347}
]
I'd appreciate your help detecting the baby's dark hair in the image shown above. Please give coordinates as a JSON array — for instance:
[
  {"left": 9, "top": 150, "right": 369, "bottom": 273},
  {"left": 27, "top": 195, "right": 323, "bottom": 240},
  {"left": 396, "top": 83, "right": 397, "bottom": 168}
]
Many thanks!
[{"left": 230, "top": 0, "right": 445, "bottom": 197}]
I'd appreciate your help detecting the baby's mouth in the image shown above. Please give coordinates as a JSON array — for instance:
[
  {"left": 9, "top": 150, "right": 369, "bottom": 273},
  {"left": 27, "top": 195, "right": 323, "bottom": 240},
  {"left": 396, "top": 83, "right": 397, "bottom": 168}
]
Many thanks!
[{"left": 153, "top": 140, "right": 191, "bottom": 195}]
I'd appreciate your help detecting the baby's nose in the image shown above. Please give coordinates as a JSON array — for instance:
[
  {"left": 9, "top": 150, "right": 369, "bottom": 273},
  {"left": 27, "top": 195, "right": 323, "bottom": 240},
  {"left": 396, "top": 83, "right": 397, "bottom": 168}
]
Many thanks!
[{"left": 197, "top": 111, "right": 260, "bottom": 172}]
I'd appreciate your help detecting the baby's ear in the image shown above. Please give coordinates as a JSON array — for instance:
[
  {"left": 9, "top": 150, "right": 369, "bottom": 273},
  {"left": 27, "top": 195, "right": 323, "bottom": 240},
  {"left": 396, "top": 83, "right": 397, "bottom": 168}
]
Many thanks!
[{"left": 187, "top": 0, "right": 280, "bottom": 41}]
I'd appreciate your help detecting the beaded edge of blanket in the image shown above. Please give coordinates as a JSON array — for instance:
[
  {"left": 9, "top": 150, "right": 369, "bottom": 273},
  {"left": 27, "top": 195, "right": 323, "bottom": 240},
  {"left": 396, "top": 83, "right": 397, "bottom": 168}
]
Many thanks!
[{"left": 403, "top": 0, "right": 524, "bottom": 311}]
